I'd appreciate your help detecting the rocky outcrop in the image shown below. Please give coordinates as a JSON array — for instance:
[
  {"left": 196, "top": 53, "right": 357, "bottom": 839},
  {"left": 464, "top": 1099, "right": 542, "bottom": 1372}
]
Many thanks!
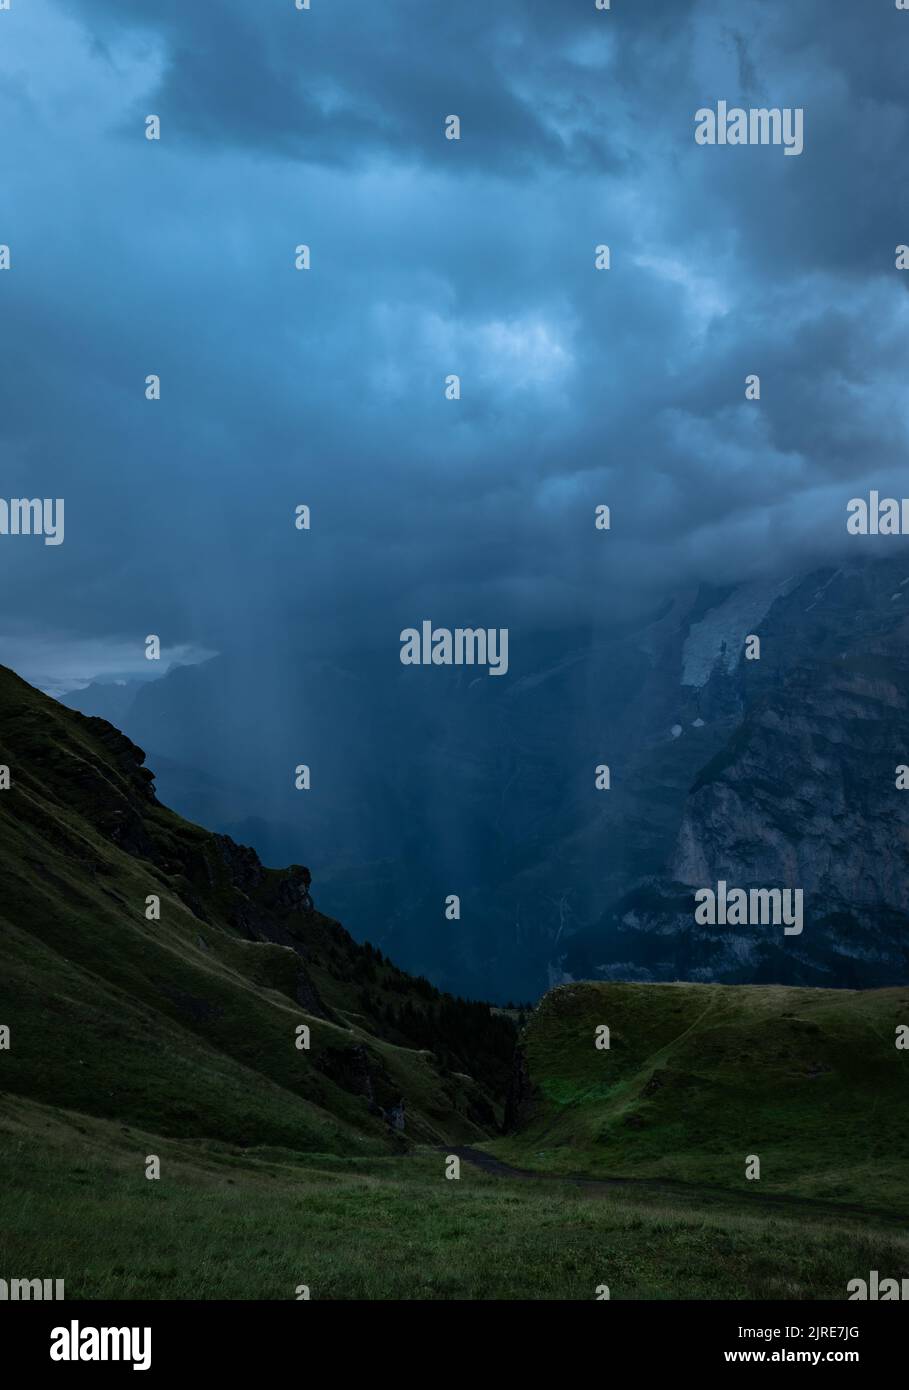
[
  {"left": 213, "top": 834, "right": 265, "bottom": 892},
  {"left": 504, "top": 1043, "right": 537, "bottom": 1132},
  {"left": 79, "top": 715, "right": 160, "bottom": 803},
  {"left": 314, "top": 1043, "right": 402, "bottom": 1119},
  {"left": 565, "top": 559, "right": 909, "bottom": 988},
  {"left": 277, "top": 864, "right": 314, "bottom": 913}
]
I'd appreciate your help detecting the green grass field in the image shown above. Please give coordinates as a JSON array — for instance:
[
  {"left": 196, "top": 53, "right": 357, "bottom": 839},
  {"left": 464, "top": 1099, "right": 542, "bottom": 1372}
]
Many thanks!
[
  {"left": 495, "top": 982, "right": 909, "bottom": 1217},
  {"left": 2, "top": 1094, "right": 906, "bottom": 1301}
]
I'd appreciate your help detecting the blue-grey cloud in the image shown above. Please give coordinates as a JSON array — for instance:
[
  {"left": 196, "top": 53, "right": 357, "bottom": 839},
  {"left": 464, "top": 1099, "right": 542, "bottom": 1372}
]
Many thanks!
[{"left": 1, "top": 0, "right": 908, "bottom": 684}]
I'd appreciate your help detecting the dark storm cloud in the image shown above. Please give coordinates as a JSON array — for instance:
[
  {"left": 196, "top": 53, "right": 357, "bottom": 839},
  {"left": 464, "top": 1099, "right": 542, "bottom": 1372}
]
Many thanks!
[
  {"left": 64, "top": 0, "right": 644, "bottom": 176},
  {"left": 1, "top": 0, "right": 908, "bottom": 688}
]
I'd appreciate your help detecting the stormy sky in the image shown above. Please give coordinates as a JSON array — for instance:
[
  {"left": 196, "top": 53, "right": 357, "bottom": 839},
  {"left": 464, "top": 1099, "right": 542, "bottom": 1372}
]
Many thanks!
[{"left": 2, "top": 0, "right": 908, "bottom": 692}]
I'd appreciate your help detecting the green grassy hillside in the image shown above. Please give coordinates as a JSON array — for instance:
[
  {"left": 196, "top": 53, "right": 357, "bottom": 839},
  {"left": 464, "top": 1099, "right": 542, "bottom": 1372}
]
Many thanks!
[
  {"left": 496, "top": 981, "right": 909, "bottom": 1214},
  {"left": 0, "top": 663, "right": 512, "bottom": 1153},
  {"left": 3, "top": 1093, "right": 907, "bottom": 1300},
  {"left": 2, "top": 662, "right": 907, "bottom": 1299}
]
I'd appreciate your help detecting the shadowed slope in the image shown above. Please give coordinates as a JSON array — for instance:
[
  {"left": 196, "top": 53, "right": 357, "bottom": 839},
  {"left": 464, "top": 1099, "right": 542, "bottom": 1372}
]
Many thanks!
[{"left": 0, "top": 663, "right": 512, "bottom": 1152}]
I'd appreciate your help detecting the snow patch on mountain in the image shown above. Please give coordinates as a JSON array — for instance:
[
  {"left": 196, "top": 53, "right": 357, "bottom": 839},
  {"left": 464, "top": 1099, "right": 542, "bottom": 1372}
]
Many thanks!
[{"left": 682, "top": 578, "right": 794, "bottom": 688}]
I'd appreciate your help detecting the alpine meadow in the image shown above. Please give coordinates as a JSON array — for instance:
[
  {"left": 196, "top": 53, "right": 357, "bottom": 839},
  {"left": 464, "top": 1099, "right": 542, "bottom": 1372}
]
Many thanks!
[{"left": 1, "top": 0, "right": 909, "bottom": 1368}]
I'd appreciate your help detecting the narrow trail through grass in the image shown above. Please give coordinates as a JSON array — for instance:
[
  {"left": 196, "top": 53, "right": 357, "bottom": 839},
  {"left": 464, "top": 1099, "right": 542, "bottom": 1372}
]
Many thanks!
[{"left": 448, "top": 1146, "right": 907, "bottom": 1226}]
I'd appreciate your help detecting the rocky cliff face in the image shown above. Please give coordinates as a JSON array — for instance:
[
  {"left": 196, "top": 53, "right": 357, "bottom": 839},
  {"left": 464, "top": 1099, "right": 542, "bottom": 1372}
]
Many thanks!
[
  {"left": 564, "top": 558, "right": 909, "bottom": 988},
  {"left": 56, "top": 555, "right": 909, "bottom": 996},
  {"left": 503, "top": 1042, "right": 538, "bottom": 1133}
]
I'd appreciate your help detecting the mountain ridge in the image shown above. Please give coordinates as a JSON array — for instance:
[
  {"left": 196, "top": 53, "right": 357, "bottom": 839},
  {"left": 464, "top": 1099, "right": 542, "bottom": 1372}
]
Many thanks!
[{"left": 0, "top": 663, "right": 513, "bottom": 1152}]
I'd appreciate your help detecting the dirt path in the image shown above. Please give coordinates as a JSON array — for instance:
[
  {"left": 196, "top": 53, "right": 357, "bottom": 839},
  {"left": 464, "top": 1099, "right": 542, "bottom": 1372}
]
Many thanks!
[
  {"left": 448, "top": 1145, "right": 630, "bottom": 1185},
  {"left": 445, "top": 1146, "right": 902, "bottom": 1224}
]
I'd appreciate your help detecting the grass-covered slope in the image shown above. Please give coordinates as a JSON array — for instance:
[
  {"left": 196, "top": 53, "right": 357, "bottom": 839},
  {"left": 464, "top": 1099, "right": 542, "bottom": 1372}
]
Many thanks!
[
  {"left": 497, "top": 981, "right": 909, "bottom": 1214},
  {"left": 5, "top": 1093, "right": 908, "bottom": 1300},
  {"left": 4, "top": 661, "right": 908, "bottom": 1299},
  {"left": 0, "top": 663, "right": 513, "bottom": 1153}
]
